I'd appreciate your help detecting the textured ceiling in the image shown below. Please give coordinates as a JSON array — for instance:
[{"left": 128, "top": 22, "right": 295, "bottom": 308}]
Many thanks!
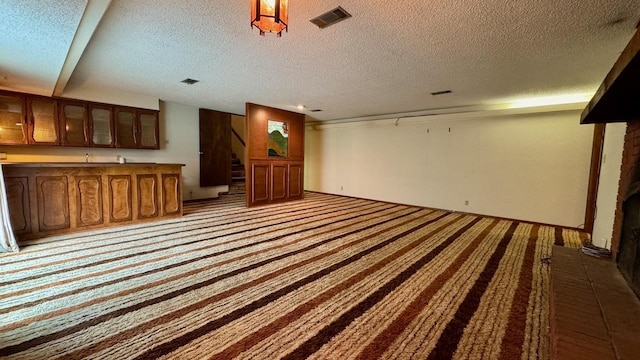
[
  {"left": 1, "top": 0, "right": 639, "bottom": 121},
  {"left": 0, "top": 0, "right": 86, "bottom": 95}
]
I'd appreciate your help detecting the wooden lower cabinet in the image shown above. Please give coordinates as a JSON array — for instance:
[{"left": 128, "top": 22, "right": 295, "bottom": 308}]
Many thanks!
[
  {"left": 36, "top": 176, "right": 70, "bottom": 231},
  {"left": 5, "top": 177, "right": 31, "bottom": 235},
  {"left": 2, "top": 163, "right": 183, "bottom": 240},
  {"left": 162, "top": 174, "right": 182, "bottom": 216},
  {"left": 138, "top": 174, "right": 158, "bottom": 219},
  {"left": 247, "top": 160, "right": 303, "bottom": 206},
  {"left": 76, "top": 175, "right": 103, "bottom": 227}
]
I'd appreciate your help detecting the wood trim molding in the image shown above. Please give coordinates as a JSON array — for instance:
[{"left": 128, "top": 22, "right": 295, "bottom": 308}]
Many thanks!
[{"left": 584, "top": 123, "right": 606, "bottom": 234}]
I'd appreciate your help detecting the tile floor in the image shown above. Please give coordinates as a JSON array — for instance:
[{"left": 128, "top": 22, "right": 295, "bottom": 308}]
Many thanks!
[{"left": 550, "top": 246, "right": 640, "bottom": 360}]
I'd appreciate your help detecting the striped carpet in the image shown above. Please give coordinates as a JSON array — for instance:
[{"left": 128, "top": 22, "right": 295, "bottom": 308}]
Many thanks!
[{"left": 0, "top": 192, "right": 585, "bottom": 360}]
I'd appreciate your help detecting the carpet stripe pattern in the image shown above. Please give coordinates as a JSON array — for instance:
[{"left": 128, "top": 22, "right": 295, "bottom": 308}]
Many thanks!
[{"left": 0, "top": 192, "right": 584, "bottom": 359}]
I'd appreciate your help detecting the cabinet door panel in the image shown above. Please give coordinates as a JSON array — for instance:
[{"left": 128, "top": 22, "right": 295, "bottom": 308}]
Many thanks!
[
  {"left": 271, "top": 164, "right": 287, "bottom": 200},
  {"left": 138, "top": 174, "right": 158, "bottom": 218},
  {"left": 288, "top": 163, "right": 303, "bottom": 198},
  {"left": 139, "top": 111, "right": 159, "bottom": 149},
  {"left": 60, "top": 102, "right": 89, "bottom": 146},
  {"left": 28, "top": 97, "right": 59, "bottom": 145},
  {"left": 0, "top": 93, "right": 27, "bottom": 144},
  {"left": 251, "top": 163, "right": 270, "bottom": 205},
  {"left": 109, "top": 175, "right": 132, "bottom": 222},
  {"left": 5, "top": 177, "right": 31, "bottom": 234},
  {"left": 37, "top": 176, "right": 70, "bottom": 231},
  {"left": 162, "top": 174, "right": 181, "bottom": 216},
  {"left": 90, "top": 106, "right": 114, "bottom": 147},
  {"left": 115, "top": 108, "right": 137, "bottom": 148},
  {"left": 76, "top": 176, "right": 103, "bottom": 226}
]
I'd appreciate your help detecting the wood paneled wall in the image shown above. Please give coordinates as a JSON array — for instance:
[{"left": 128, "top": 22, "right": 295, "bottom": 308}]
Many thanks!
[{"left": 245, "top": 103, "right": 305, "bottom": 207}]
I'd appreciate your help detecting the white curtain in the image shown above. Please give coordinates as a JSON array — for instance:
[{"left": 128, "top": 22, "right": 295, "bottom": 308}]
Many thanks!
[{"left": 0, "top": 165, "right": 19, "bottom": 252}]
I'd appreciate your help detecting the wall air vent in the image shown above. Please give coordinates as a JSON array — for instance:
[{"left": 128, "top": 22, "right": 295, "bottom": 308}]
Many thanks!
[
  {"left": 310, "top": 6, "right": 352, "bottom": 29},
  {"left": 181, "top": 78, "right": 199, "bottom": 85}
]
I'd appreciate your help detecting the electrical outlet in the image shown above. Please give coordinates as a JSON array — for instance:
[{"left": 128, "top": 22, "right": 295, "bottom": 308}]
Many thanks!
[
  {"left": 340, "top": 186, "right": 343, "bottom": 191},
  {"left": 464, "top": 200, "right": 469, "bottom": 206}
]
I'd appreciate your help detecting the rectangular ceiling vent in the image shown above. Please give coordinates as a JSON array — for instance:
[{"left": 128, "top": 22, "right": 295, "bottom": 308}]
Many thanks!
[{"left": 310, "top": 6, "right": 352, "bottom": 29}]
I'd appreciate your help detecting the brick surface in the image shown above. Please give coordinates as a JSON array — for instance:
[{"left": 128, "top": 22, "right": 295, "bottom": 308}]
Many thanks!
[{"left": 550, "top": 246, "right": 640, "bottom": 360}]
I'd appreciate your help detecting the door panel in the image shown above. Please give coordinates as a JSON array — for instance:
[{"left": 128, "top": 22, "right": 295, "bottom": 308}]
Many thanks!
[
  {"left": 272, "top": 164, "right": 287, "bottom": 200},
  {"left": 5, "top": 177, "right": 31, "bottom": 234},
  {"left": 289, "top": 163, "right": 303, "bottom": 198},
  {"left": 36, "top": 176, "right": 70, "bottom": 231},
  {"left": 199, "top": 109, "right": 231, "bottom": 186},
  {"left": 138, "top": 174, "right": 158, "bottom": 218},
  {"left": 251, "top": 163, "right": 270, "bottom": 205},
  {"left": 109, "top": 175, "right": 132, "bottom": 222},
  {"left": 76, "top": 175, "right": 103, "bottom": 227},
  {"left": 162, "top": 174, "right": 181, "bottom": 215}
]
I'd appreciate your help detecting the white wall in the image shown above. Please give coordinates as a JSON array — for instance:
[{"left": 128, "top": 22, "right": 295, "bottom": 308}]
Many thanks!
[
  {"left": 591, "top": 122, "right": 626, "bottom": 249},
  {"left": 305, "top": 109, "right": 594, "bottom": 228},
  {"left": 0, "top": 101, "right": 227, "bottom": 200}
]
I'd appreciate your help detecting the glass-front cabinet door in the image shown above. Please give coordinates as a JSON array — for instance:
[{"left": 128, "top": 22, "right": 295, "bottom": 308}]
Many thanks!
[
  {"left": 115, "top": 107, "right": 137, "bottom": 148},
  {"left": 26, "top": 97, "right": 59, "bottom": 145},
  {"left": 89, "top": 105, "right": 114, "bottom": 147},
  {"left": 138, "top": 110, "right": 159, "bottom": 149},
  {"left": 0, "top": 92, "right": 27, "bottom": 145},
  {"left": 59, "top": 102, "right": 89, "bottom": 146}
]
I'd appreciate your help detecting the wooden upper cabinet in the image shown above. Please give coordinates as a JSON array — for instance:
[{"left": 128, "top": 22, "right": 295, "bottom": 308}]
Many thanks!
[
  {"left": 26, "top": 96, "right": 60, "bottom": 145},
  {"left": 89, "top": 105, "right": 115, "bottom": 148},
  {"left": 115, "top": 107, "right": 137, "bottom": 148},
  {"left": 0, "top": 90, "right": 159, "bottom": 149},
  {"left": 138, "top": 110, "right": 159, "bottom": 149},
  {"left": 59, "top": 101, "right": 89, "bottom": 147},
  {"left": 115, "top": 107, "right": 159, "bottom": 149},
  {"left": 0, "top": 92, "right": 27, "bottom": 145}
]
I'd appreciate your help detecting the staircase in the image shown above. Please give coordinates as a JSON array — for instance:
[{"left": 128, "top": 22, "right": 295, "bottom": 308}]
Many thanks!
[{"left": 230, "top": 153, "right": 245, "bottom": 195}]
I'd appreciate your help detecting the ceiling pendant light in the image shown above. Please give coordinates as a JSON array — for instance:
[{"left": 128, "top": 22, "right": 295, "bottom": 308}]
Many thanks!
[{"left": 251, "top": 0, "right": 288, "bottom": 37}]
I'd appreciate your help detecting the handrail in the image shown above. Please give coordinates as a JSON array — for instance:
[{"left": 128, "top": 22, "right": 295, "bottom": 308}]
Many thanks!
[{"left": 232, "top": 127, "right": 246, "bottom": 147}]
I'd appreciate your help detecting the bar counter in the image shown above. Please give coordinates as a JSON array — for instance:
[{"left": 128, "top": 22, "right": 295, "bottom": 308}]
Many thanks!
[{"left": 2, "top": 162, "right": 183, "bottom": 240}]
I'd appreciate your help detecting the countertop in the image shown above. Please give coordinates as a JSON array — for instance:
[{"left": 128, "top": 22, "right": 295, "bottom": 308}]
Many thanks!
[{"left": 0, "top": 162, "right": 185, "bottom": 167}]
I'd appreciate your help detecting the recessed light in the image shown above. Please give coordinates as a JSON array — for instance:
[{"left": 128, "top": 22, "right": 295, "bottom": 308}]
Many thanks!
[
  {"left": 296, "top": 105, "right": 306, "bottom": 110},
  {"left": 181, "top": 78, "right": 199, "bottom": 85}
]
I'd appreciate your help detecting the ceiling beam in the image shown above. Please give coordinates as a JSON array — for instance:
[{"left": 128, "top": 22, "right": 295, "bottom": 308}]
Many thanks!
[
  {"left": 580, "top": 24, "right": 640, "bottom": 124},
  {"left": 53, "top": 0, "right": 112, "bottom": 96}
]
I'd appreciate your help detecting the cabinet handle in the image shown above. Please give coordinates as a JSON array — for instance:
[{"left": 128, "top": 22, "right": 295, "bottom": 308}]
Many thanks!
[{"left": 199, "top": 151, "right": 204, "bottom": 155}]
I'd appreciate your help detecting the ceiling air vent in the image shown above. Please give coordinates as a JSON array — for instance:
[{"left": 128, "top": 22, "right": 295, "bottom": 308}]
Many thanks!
[
  {"left": 431, "top": 90, "right": 452, "bottom": 96},
  {"left": 310, "top": 109, "right": 323, "bottom": 112},
  {"left": 181, "top": 78, "right": 199, "bottom": 85},
  {"left": 310, "top": 6, "right": 352, "bottom": 29}
]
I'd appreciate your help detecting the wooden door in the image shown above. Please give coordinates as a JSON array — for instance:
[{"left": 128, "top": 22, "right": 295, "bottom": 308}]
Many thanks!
[
  {"left": 199, "top": 109, "right": 231, "bottom": 186},
  {"left": 5, "top": 176, "right": 31, "bottom": 234},
  {"left": 89, "top": 105, "right": 115, "bottom": 147},
  {"left": 0, "top": 92, "right": 27, "bottom": 145},
  {"left": 59, "top": 101, "right": 89, "bottom": 147},
  {"left": 138, "top": 110, "right": 159, "bottom": 149},
  {"left": 36, "top": 176, "right": 70, "bottom": 231},
  {"left": 75, "top": 175, "right": 104, "bottom": 227},
  {"left": 115, "top": 107, "right": 137, "bottom": 148},
  {"left": 26, "top": 96, "right": 59, "bottom": 145},
  {"left": 137, "top": 174, "right": 158, "bottom": 218}
]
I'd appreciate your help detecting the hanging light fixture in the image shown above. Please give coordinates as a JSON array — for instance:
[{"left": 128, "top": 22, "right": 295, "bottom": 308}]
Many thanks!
[{"left": 251, "top": 0, "right": 288, "bottom": 37}]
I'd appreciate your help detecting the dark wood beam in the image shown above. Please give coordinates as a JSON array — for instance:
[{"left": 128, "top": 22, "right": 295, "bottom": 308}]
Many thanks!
[{"left": 581, "top": 27, "right": 640, "bottom": 124}]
